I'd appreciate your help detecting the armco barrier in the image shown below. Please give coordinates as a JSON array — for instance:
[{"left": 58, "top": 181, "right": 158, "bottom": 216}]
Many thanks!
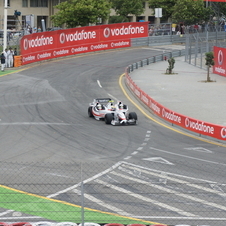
[{"left": 125, "top": 51, "right": 226, "bottom": 142}]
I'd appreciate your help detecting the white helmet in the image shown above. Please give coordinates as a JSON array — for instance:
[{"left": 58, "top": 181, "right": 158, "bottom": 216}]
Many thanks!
[
  {"left": 119, "top": 103, "right": 123, "bottom": 109},
  {"left": 97, "top": 103, "right": 102, "bottom": 110}
]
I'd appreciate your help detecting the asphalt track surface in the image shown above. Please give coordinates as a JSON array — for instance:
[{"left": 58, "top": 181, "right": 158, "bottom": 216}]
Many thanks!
[{"left": 0, "top": 47, "right": 226, "bottom": 226}]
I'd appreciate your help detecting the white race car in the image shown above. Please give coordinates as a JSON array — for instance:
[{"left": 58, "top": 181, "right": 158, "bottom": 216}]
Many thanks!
[{"left": 88, "top": 98, "right": 137, "bottom": 125}]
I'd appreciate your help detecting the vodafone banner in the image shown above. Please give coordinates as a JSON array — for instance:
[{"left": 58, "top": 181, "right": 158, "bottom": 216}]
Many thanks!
[
  {"left": 125, "top": 70, "right": 226, "bottom": 141},
  {"left": 20, "top": 22, "right": 149, "bottom": 65},
  {"left": 213, "top": 46, "right": 226, "bottom": 77}
]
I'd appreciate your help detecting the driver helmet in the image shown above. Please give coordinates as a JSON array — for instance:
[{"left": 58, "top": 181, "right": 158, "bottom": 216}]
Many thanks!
[
  {"left": 96, "top": 103, "right": 102, "bottom": 110},
  {"left": 119, "top": 103, "right": 123, "bottom": 109},
  {"left": 111, "top": 105, "right": 116, "bottom": 111}
]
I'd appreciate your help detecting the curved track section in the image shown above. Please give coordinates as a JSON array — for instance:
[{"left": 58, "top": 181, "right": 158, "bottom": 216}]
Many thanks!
[{"left": 0, "top": 48, "right": 226, "bottom": 226}]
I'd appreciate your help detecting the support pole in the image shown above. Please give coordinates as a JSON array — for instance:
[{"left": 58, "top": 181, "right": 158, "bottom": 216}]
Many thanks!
[{"left": 3, "top": 0, "right": 8, "bottom": 50}]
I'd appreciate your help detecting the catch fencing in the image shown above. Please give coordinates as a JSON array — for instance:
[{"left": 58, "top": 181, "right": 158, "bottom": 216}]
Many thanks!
[
  {"left": 184, "top": 30, "right": 226, "bottom": 69},
  {"left": 0, "top": 161, "right": 226, "bottom": 226}
]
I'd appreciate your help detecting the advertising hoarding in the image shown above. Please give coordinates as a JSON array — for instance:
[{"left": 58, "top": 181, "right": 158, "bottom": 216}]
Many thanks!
[
  {"left": 20, "top": 22, "right": 149, "bottom": 65},
  {"left": 213, "top": 46, "right": 226, "bottom": 77}
]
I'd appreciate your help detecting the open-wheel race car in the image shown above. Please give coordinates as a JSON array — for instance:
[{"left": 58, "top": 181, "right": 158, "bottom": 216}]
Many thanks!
[{"left": 88, "top": 98, "right": 137, "bottom": 125}]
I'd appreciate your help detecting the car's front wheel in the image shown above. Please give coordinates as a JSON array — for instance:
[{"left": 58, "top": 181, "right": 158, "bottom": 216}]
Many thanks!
[
  {"left": 105, "top": 113, "right": 113, "bottom": 124},
  {"left": 128, "top": 112, "right": 137, "bottom": 120},
  {"left": 88, "top": 106, "right": 94, "bottom": 117}
]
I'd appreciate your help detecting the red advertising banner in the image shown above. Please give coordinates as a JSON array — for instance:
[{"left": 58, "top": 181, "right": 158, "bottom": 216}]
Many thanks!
[
  {"left": 213, "top": 46, "right": 226, "bottom": 77},
  {"left": 20, "top": 22, "right": 149, "bottom": 65},
  {"left": 125, "top": 69, "right": 226, "bottom": 141}
]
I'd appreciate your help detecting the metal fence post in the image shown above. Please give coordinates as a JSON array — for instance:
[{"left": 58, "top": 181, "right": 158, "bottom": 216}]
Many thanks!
[{"left": 81, "top": 163, "right": 84, "bottom": 226}]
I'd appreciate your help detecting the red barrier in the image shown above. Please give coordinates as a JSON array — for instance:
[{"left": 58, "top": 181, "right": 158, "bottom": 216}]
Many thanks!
[
  {"left": 125, "top": 68, "right": 226, "bottom": 141},
  {"left": 20, "top": 22, "right": 149, "bottom": 65},
  {"left": 127, "top": 224, "right": 146, "bottom": 226},
  {"left": 9, "top": 223, "right": 32, "bottom": 226},
  {"left": 0, "top": 223, "right": 9, "bottom": 226},
  {"left": 213, "top": 46, "right": 226, "bottom": 77},
  {"left": 104, "top": 224, "right": 124, "bottom": 226}
]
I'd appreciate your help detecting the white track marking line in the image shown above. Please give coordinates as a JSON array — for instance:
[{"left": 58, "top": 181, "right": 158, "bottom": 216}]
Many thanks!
[
  {"left": 123, "top": 162, "right": 223, "bottom": 183},
  {"left": 0, "top": 216, "right": 42, "bottom": 220},
  {"left": 124, "top": 156, "right": 131, "bottom": 160},
  {"left": 47, "top": 161, "right": 123, "bottom": 198},
  {"left": 131, "top": 216, "right": 226, "bottom": 220},
  {"left": 111, "top": 171, "right": 226, "bottom": 212},
  {"left": 0, "top": 122, "right": 71, "bottom": 125},
  {"left": 0, "top": 162, "right": 123, "bottom": 217},
  {"left": 73, "top": 188, "right": 131, "bottom": 216},
  {"left": 123, "top": 164, "right": 226, "bottom": 197},
  {"left": 137, "top": 147, "right": 143, "bottom": 151},
  {"left": 0, "top": 210, "right": 14, "bottom": 216},
  {"left": 97, "top": 80, "right": 102, "bottom": 88},
  {"left": 95, "top": 178, "right": 195, "bottom": 217},
  {"left": 150, "top": 147, "right": 226, "bottom": 166},
  {"left": 184, "top": 147, "right": 213, "bottom": 153}
]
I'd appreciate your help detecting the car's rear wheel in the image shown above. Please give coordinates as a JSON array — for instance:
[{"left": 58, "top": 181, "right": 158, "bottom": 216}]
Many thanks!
[
  {"left": 105, "top": 113, "right": 113, "bottom": 124},
  {"left": 129, "top": 112, "right": 137, "bottom": 120},
  {"left": 88, "top": 106, "right": 94, "bottom": 117}
]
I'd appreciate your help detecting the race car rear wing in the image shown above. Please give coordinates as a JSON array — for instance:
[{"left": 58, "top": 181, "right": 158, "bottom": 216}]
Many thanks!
[{"left": 95, "top": 98, "right": 112, "bottom": 103}]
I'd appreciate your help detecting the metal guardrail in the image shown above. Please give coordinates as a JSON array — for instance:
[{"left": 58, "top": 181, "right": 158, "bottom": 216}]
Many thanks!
[
  {"left": 131, "top": 30, "right": 226, "bottom": 47},
  {"left": 127, "top": 49, "right": 185, "bottom": 73}
]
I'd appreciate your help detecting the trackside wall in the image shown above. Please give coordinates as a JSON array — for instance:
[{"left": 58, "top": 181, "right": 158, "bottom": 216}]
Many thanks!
[
  {"left": 125, "top": 51, "right": 226, "bottom": 142},
  {"left": 20, "top": 22, "right": 149, "bottom": 65}
]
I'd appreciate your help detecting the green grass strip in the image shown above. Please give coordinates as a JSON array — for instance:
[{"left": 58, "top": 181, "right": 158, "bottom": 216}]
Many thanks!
[
  {"left": 0, "top": 70, "right": 16, "bottom": 76},
  {"left": 0, "top": 185, "right": 162, "bottom": 225}
]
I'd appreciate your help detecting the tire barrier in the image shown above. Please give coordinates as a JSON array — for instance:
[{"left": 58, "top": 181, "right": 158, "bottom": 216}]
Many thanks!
[
  {"left": 104, "top": 224, "right": 124, "bottom": 226},
  {"left": 11, "top": 223, "right": 32, "bottom": 226},
  {"left": 127, "top": 224, "right": 146, "bottom": 226},
  {"left": 79, "top": 223, "right": 100, "bottom": 226},
  {"left": 0, "top": 222, "right": 213, "bottom": 226},
  {"left": 56, "top": 223, "right": 77, "bottom": 226}
]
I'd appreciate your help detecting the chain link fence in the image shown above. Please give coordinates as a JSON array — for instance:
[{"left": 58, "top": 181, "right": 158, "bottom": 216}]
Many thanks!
[
  {"left": 0, "top": 33, "right": 21, "bottom": 53},
  {"left": 185, "top": 29, "right": 226, "bottom": 70},
  {"left": 0, "top": 161, "right": 226, "bottom": 226}
]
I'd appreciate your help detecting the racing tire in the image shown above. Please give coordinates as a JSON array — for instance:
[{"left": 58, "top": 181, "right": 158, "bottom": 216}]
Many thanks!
[
  {"left": 129, "top": 112, "right": 137, "bottom": 120},
  {"left": 105, "top": 113, "right": 113, "bottom": 124},
  {"left": 88, "top": 106, "right": 94, "bottom": 117}
]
